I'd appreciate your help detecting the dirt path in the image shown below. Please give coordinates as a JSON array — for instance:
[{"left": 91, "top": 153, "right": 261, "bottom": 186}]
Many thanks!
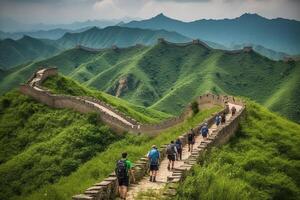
[{"left": 126, "top": 103, "right": 242, "bottom": 199}]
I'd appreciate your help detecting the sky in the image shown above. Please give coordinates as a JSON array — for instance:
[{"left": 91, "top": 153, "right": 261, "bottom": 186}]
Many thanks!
[{"left": 0, "top": 0, "right": 300, "bottom": 25}]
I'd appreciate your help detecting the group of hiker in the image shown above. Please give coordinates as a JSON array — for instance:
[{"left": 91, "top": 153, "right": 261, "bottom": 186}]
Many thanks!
[{"left": 115, "top": 106, "right": 237, "bottom": 199}]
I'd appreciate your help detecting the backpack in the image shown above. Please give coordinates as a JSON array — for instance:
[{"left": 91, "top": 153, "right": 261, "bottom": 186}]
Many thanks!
[
  {"left": 175, "top": 141, "right": 182, "bottom": 150},
  {"left": 148, "top": 149, "right": 159, "bottom": 165},
  {"left": 188, "top": 133, "right": 193, "bottom": 141},
  {"left": 115, "top": 159, "right": 127, "bottom": 179},
  {"left": 166, "top": 144, "right": 175, "bottom": 155},
  {"left": 201, "top": 126, "right": 209, "bottom": 135}
]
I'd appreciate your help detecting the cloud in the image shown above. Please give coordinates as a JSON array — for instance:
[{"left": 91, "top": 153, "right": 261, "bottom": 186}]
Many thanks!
[
  {"left": 0, "top": 0, "right": 299, "bottom": 25},
  {"left": 154, "top": 0, "right": 210, "bottom": 2}
]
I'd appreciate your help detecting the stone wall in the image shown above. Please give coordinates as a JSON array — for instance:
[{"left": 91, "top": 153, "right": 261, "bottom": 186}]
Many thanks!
[
  {"left": 20, "top": 68, "right": 236, "bottom": 135},
  {"left": 72, "top": 104, "right": 245, "bottom": 200}
]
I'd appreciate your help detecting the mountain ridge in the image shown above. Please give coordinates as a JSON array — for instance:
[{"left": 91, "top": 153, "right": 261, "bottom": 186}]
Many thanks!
[
  {"left": 124, "top": 13, "right": 300, "bottom": 55},
  {"left": 1, "top": 39, "right": 299, "bottom": 122}
]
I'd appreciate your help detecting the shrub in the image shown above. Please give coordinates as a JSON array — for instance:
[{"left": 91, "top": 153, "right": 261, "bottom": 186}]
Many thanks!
[{"left": 191, "top": 101, "right": 199, "bottom": 115}]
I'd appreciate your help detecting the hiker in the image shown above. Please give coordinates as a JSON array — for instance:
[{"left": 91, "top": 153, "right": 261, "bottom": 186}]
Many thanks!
[
  {"left": 215, "top": 114, "right": 221, "bottom": 126},
  {"left": 231, "top": 106, "right": 237, "bottom": 116},
  {"left": 147, "top": 145, "right": 160, "bottom": 182},
  {"left": 221, "top": 112, "right": 226, "bottom": 124},
  {"left": 116, "top": 152, "right": 135, "bottom": 200},
  {"left": 188, "top": 128, "right": 195, "bottom": 152},
  {"left": 200, "top": 123, "right": 209, "bottom": 140},
  {"left": 175, "top": 138, "right": 183, "bottom": 160},
  {"left": 166, "top": 141, "right": 178, "bottom": 170}
]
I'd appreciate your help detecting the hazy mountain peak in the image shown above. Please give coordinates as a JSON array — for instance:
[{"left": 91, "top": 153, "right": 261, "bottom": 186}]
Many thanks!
[
  {"left": 239, "top": 13, "right": 265, "bottom": 20},
  {"left": 152, "top": 13, "right": 170, "bottom": 20}
]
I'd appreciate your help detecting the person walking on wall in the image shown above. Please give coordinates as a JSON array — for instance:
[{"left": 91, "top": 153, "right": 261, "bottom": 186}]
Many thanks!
[
  {"left": 116, "top": 152, "right": 135, "bottom": 200},
  {"left": 188, "top": 128, "right": 196, "bottom": 152},
  {"left": 147, "top": 145, "right": 160, "bottom": 182},
  {"left": 175, "top": 138, "right": 183, "bottom": 160},
  {"left": 221, "top": 112, "right": 226, "bottom": 124},
  {"left": 231, "top": 106, "right": 237, "bottom": 116},
  {"left": 166, "top": 141, "right": 178, "bottom": 171},
  {"left": 200, "top": 123, "right": 209, "bottom": 140},
  {"left": 215, "top": 114, "right": 221, "bottom": 126}
]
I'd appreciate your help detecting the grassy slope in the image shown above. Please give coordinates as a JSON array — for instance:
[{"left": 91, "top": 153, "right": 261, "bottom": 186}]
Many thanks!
[
  {"left": 264, "top": 61, "right": 300, "bottom": 123},
  {"left": 20, "top": 106, "right": 221, "bottom": 200},
  {"left": 1, "top": 42, "right": 299, "bottom": 122},
  {"left": 0, "top": 91, "right": 119, "bottom": 200},
  {"left": 43, "top": 75, "right": 172, "bottom": 123},
  {"left": 176, "top": 101, "right": 300, "bottom": 200}
]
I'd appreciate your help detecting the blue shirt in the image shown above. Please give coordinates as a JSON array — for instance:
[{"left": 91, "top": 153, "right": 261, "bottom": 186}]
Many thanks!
[{"left": 148, "top": 148, "right": 160, "bottom": 165}]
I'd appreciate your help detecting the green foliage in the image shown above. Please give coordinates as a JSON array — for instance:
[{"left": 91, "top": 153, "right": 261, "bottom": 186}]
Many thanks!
[
  {"left": 1, "top": 42, "right": 299, "bottom": 122},
  {"left": 19, "top": 106, "right": 221, "bottom": 200},
  {"left": 0, "top": 91, "right": 120, "bottom": 200},
  {"left": 191, "top": 101, "right": 199, "bottom": 115},
  {"left": 175, "top": 100, "right": 300, "bottom": 200}
]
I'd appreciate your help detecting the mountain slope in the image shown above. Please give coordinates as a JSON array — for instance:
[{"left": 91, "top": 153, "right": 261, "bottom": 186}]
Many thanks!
[
  {"left": 124, "top": 13, "right": 300, "bottom": 55},
  {"left": 0, "top": 36, "right": 60, "bottom": 69},
  {"left": 176, "top": 100, "right": 300, "bottom": 199},
  {"left": 0, "top": 26, "right": 190, "bottom": 70},
  {"left": 1, "top": 41, "right": 299, "bottom": 122},
  {"left": 56, "top": 26, "right": 190, "bottom": 49}
]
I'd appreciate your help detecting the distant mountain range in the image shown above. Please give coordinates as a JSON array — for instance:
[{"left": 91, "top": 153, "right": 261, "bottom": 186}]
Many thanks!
[
  {"left": 0, "top": 26, "right": 190, "bottom": 69},
  {"left": 123, "top": 13, "right": 300, "bottom": 55},
  {"left": 0, "top": 17, "right": 128, "bottom": 32},
  {"left": 0, "top": 27, "right": 91, "bottom": 40},
  {"left": 56, "top": 26, "right": 189, "bottom": 49}
]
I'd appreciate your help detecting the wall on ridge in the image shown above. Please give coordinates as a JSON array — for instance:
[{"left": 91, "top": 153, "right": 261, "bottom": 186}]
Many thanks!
[
  {"left": 72, "top": 104, "right": 245, "bottom": 200},
  {"left": 19, "top": 68, "right": 241, "bottom": 136}
]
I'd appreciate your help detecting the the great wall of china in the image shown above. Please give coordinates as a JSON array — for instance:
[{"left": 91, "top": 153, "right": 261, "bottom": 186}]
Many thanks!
[
  {"left": 71, "top": 94, "right": 245, "bottom": 200},
  {"left": 19, "top": 68, "right": 245, "bottom": 200},
  {"left": 19, "top": 68, "right": 228, "bottom": 135},
  {"left": 74, "top": 38, "right": 297, "bottom": 62}
]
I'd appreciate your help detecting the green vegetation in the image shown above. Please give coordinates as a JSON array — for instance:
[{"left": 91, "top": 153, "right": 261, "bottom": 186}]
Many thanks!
[
  {"left": 175, "top": 100, "right": 300, "bottom": 200},
  {"left": 1, "top": 42, "right": 299, "bottom": 122},
  {"left": 0, "top": 26, "right": 189, "bottom": 70},
  {"left": 0, "top": 36, "right": 60, "bottom": 69},
  {"left": 13, "top": 103, "right": 220, "bottom": 200},
  {"left": 0, "top": 91, "right": 119, "bottom": 200},
  {"left": 43, "top": 75, "right": 172, "bottom": 123}
]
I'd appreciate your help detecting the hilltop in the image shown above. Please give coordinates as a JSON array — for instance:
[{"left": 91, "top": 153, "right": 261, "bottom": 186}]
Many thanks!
[
  {"left": 124, "top": 13, "right": 300, "bottom": 55},
  {"left": 1, "top": 40, "right": 299, "bottom": 122}
]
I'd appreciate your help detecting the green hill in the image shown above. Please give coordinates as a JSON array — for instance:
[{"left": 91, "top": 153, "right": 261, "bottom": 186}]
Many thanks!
[
  {"left": 0, "top": 36, "right": 60, "bottom": 70},
  {"left": 176, "top": 100, "right": 300, "bottom": 200},
  {"left": 1, "top": 41, "right": 299, "bottom": 122},
  {"left": 0, "top": 88, "right": 220, "bottom": 200}
]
